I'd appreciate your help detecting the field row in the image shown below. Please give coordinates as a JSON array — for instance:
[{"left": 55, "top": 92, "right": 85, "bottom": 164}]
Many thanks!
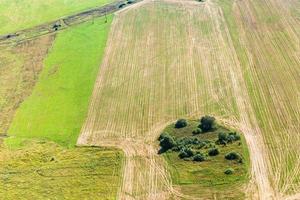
[{"left": 80, "top": 0, "right": 300, "bottom": 198}]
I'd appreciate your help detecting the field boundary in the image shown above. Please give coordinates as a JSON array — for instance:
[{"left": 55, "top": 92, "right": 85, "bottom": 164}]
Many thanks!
[{"left": 0, "top": 0, "right": 142, "bottom": 46}]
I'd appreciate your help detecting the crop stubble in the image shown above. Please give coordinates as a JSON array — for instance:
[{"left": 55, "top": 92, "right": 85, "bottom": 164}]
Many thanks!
[{"left": 78, "top": 0, "right": 300, "bottom": 199}]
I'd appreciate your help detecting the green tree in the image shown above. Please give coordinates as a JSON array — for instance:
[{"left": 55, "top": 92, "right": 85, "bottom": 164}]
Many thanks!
[
  {"left": 193, "top": 153, "right": 206, "bottom": 162},
  {"left": 208, "top": 148, "right": 219, "bottom": 156},
  {"left": 199, "top": 115, "right": 215, "bottom": 132},
  {"left": 159, "top": 133, "right": 176, "bottom": 151},
  {"left": 225, "top": 151, "right": 241, "bottom": 160},
  {"left": 175, "top": 119, "right": 188, "bottom": 128}
]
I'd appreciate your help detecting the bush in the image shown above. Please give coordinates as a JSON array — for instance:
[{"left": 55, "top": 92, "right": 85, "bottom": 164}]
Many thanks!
[
  {"left": 127, "top": 0, "right": 135, "bottom": 4},
  {"left": 118, "top": 3, "right": 126, "bottom": 8},
  {"left": 158, "top": 132, "right": 168, "bottom": 141},
  {"left": 199, "top": 115, "right": 215, "bottom": 132},
  {"left": 225, "top": 152, "right": 241, "bottom": 160},
  {"left": 218, "top": 132, "right": 227, "bottom": 142},
  {"left": 227, "top": 134, "right": 236, "bottom": 143},
  {"left": 159, "top": 133, "right": 176, "bottom": 151},
  {"left": 177, "top": 137, "right": 199, "bottom": 146},
  {"left": 192, "top": 128, "right": 202, "bottom": 135},
  {"left": 208, "top": 148, "right": 219, "bottom": 156},
  {"left": 193, "top": 153, "right": 206, "bottom": 162},
  {"left": 229, "top": 132, "right": 241, "bottom": 141},
  {"left": 175, "top": 119, "right": 188, "bottom": 128},
  {"left": 218, "top": 132, "right": 241, "bottom": 144},
  {"left": 224, "top": 168, "right": 234, "bottom": 175},
  {"left": 178, "top": 147, "right": 194, "bottom": 159}
]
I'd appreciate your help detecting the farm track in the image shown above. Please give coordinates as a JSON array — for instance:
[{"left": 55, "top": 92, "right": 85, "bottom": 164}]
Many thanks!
[
  {"left": 77, "top": 0, "right": 300, "bottom": 199},
  {"left": 0, "top": 0, "right": 142, "bottom": 46}
]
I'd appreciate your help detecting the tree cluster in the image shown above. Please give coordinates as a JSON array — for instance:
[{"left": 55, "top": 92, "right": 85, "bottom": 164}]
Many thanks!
[
  {"left": 217, "top": 132, "right": 241, "bottom": 145},
  {"left": 158, "top": 133, "right": 219, "bottom": 162},
  {"left": 158, "top": 116, "right": 243, "bottom": 164}
]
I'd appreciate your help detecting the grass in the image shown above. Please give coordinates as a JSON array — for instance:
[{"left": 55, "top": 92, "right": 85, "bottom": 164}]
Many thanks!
[
  {"left": 0, "top": 140, "right": 123, "bottom": 199},
  {"left": 0, "top": 35, "right": 54, "bottom": 134},
  {"left": 0, "top": 0, "right": 115, "bottom": 35},
  {"left": 8, "top": 16, "right": 113, "bottom": 147},
  {"left": 161, "top": 120, "right": 249, "bottom": 199}
]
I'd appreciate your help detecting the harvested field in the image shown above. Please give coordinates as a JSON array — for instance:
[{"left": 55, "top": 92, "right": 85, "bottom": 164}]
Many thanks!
[
  {"left": 0, "top": 35, "right": 54, "bottom": 135},
  {"left": 78, "top": 0, "right": 300, "bottom": 199},
  {"left": 218, "top": 0, "right": 300, "bottom": 196}
]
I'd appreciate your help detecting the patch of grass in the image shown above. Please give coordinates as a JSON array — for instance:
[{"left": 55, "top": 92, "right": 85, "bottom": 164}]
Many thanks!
[
  {"left": 164, "top": 119, "right": 230, "bottom": 141},
  {"left": 8, "top": 16, "right": 113, "bottom": 147},
  {"left": 0, "top": 35, "right": 54, "bottom": 135},
  {"left": 0, "top": 140, "right": 123, "bottom": 199},
  {"left": 161, "top": 119, "right": 250, "bottom": 199},
  {"left": 0, "top": 0, "right": 115, "bottom": 35}
]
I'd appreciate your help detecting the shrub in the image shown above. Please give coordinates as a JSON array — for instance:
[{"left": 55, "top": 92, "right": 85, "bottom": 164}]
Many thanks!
[
  {"left": 178, "top": 147, "right": 194, "bottom": 159},
  {"left": 218, "top": 132, "right": 227, "bottom": 141},
  {"left": 158, "top": 132, "right": 168, "bottom": 141},
  {"left": 199, "top": 115, "right": 215, "bottom": 132},
  {"left": 218, "top": 132, "right": 228, "bottom": 144},
  {"left": 208, "top": 148, "right": 219, "bottom": 156},
  {"left": 192, "top": 128, "right": 202, "bottom": 135},
  {"left": 175, "top": 119, "right": 188, "bottom": 128},
  {"left": 229, "top": 132, "right": 241, "bottom": 141},
  {"left": 193, "top": 153, "right": 206, "bottom": 162},
  {"left": 224, "top": 168, "right": 234, "bottom": 175},
  {"left": 177, "top": 137, "right": 199, "bottom": 146},
  {"left": 227, "top": 134, "right": 235, "bottom": 143},
  {"left": 118, "top": 3, "right": 126, "bottom": 8},
  {"left": 225, "top": 152, "right": 241, "bottom": 160},
  {"left": 159, "top": 133, "right": 176, "bottom": 151},
  {"left": 127, "top": 0, "right": 135, "bottom": 4}
]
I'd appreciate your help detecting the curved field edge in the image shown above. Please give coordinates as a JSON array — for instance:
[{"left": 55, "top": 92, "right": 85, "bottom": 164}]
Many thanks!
[
  {"left": 0, "top": 140, "right": 123, "bottom": 200},
  {"left": 0, "top": 0, "right": 115, "bottom": 35},
  {"left": 77, "top": 1, "right": 261, "bottom": 199},
  {"left": 77, "top": 0, "right": 299, "bottom": 198},
  {"left": 162, "top": 119, "right": 250, "bottom": 199},
  {"left": 7, "top": 15, "right": 113, "bottom": 147}
]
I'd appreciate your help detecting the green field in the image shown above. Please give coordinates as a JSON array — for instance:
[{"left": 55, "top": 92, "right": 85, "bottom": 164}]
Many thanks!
[
  {"left": 0, "top": 0, "right": 115, "bottom": 35},
  {"left": 0, "top": 35, "right": 52, "bottom": 134},
  {"left": 0, "top": 140, "right": 123, "bottom": 200},
  {"left": 8, "top": 16, "right": 113, "bottom": 147},
  {"left": 161, "top": 120, "right": 249, "bottom": 199}
]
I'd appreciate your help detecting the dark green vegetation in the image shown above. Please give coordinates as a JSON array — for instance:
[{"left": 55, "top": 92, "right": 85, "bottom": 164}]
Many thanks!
[
  {"left": 0, "top": 140, "right": 123, "bottom": 199},
  {"left": 159, "top": 117, "right": 250, "bottom": 199}
]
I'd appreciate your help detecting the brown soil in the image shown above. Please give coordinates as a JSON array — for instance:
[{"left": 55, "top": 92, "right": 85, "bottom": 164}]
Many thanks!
[{"left": 0, "top": 35, "right": 55, "bottom": 135}]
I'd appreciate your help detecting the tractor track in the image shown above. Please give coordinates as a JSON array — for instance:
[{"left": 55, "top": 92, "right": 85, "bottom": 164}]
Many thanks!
[{"left": 0, "top": 0, "right": 143, "bottom": 46}]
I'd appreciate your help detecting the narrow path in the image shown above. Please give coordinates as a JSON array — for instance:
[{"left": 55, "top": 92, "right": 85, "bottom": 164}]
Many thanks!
[{"left": 0, "top": 0, "right": 143, "bottom": 45}]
